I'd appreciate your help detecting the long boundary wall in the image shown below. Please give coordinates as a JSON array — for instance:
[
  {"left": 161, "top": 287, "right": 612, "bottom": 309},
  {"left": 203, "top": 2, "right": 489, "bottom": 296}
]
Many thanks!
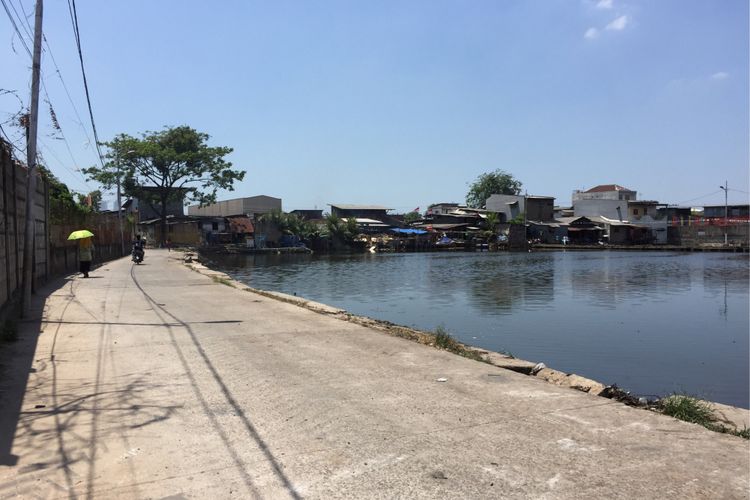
[{"left": 0, "top": 141, "right": 49, "bottom": 316}]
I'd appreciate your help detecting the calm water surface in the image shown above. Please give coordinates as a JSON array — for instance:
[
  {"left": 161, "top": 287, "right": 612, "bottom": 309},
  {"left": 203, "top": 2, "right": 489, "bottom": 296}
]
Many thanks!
[{"left": 206, "top": 251, "right": 750, "bottom": 408}]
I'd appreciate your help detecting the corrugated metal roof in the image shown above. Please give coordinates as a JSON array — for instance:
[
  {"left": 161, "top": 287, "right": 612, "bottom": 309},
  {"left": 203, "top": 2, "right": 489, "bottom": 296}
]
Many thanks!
[{"left": 228, "top": 217, "right": 254, "bottom": 233}]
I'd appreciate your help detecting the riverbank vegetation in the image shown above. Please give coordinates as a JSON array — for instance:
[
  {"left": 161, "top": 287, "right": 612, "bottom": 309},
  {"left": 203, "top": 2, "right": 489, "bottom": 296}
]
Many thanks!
[{"left": 658, "top": 394, "right": 749, "bottom": 439}]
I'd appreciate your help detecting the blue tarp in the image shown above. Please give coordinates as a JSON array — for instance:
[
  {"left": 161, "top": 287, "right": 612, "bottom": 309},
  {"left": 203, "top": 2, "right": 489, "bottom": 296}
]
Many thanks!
[{"left": 390, "top": 228, "right": 428, "bottom": 235}]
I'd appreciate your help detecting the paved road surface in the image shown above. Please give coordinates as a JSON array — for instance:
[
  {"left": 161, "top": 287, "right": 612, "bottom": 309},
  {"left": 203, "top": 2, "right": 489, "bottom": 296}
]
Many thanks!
[{"left": 0, "top": 250, "right": 748, "bottom": 498}]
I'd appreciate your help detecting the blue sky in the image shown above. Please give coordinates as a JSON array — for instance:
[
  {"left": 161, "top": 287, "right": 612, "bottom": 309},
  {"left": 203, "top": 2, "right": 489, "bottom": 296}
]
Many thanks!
[{"left": 1, "top": 0, "right": 748, "bottom": 212}]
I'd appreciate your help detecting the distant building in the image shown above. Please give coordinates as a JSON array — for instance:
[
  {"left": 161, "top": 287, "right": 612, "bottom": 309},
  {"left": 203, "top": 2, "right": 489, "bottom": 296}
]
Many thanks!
[
  {"left": 187, "top": 195, "right": 281, "bottom": 218},
  {"left": 426, "top": 203, "right": 460, "bottom": 216},
  {"left": 485, "top": 194, "right": 555, "bottom": 222},
  {"left": 703, "top": 204, "right": 750, "bottom": 218},
  {"left": 329, "top": 204, "right": 392, "bottom": 220},
  {"left": 572, "top": 184, "right": 637, "bottom": 202},
  {"left": 125, "top": 186, "right": 188, "bottom": 220},
  {"left": 289, "top": 209, "right": 324, "bottom": 220}
]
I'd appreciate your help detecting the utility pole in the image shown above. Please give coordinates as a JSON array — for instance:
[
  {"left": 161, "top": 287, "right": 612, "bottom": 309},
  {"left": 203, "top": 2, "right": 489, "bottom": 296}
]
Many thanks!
[
  {"left": 117, "top": 161, "right": 124, "bottom": 255},
  {"left": 21, "top": 0, "right": 43, "bottom": 316},
  {"left": 724, "top": 181, "right": 728, "bottom": 245}
]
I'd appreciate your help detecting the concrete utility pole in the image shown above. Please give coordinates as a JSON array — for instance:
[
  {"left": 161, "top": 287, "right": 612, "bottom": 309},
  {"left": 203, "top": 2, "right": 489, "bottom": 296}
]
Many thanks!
[
  {"left": 21, "top": 0, "right": 43, "bottom": 316},
  {"left": 719, "top": 181, "right": 728, "bottom": 246},
  {"left": 117, "top": 160, "right": 124, "bottom": 255}
]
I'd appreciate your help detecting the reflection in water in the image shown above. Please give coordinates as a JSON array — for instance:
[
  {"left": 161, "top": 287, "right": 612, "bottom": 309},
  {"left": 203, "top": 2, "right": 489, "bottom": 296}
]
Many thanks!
[{"left": 208, "top": 251, "right": 750, "bottom": 408}]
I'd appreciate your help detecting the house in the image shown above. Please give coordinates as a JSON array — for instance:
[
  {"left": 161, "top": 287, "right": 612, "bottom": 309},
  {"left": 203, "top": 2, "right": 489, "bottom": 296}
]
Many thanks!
[
  {"left": 227, "top": 215, "right": 255, "bottom": 244},
  {"left": 426, "top": 203, "right": 460, "bottom": 216},
  {"left": 572, "top": 184, "right": 637, "bottom": 202},
  {"left": 187, "top": 195, "right": 282, "bottom": 219},
  {"left": 485, "top": 194, "right": 555, "bottom": 222},
  {"left": 137, "top": 215, "right": 201, "bottom": 245},
  {"left": 556, "top": 216, "right": 604, "bottom": 244}
]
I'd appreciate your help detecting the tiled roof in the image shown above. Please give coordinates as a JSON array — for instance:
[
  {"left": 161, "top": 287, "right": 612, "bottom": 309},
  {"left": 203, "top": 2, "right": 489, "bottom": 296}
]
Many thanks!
[{"left": 585, "top": 184, "right": 633, "bottom": 193}]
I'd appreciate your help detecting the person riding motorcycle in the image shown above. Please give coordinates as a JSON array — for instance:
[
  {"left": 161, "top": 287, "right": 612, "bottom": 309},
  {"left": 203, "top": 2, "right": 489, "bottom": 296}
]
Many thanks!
[{"left": 132, "top": 234, "right": 145, "bottom": 263}]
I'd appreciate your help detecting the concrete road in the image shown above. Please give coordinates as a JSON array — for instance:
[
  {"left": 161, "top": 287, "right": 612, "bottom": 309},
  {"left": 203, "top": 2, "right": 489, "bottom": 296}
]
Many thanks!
[{"left": 0, "top": 249, "right": 747, "bottom": 499}]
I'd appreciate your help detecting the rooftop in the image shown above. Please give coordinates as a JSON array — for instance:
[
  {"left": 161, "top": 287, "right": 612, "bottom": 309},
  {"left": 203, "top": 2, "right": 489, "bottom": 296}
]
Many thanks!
[{"left": 585, "top": 184, "right": 634, "bottom": 193}]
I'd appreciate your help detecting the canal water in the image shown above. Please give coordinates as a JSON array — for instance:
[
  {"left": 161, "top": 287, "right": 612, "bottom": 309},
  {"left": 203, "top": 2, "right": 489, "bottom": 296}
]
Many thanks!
[{"left": 205, "top": 251, "right": 750, "bottom": 408}]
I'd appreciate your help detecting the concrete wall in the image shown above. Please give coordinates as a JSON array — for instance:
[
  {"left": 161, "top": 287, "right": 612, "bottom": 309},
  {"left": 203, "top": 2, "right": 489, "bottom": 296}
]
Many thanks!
[
  {"left": 486, "top": 195, "right": 523, "bottom": 221},
  {"left": 574, "top": 199, "right": 627, "bottom": 220},
  {"left": 0, "top": 142, "right": 48, "bottom": 316},
  {"left": 572, "top": 189, "right": 636, "bottom": 202},
  {"left": 526, "top": 198, "right": 554, "bottom": 222},
  {"left": 670, "top": 223, "right": 749, "bottom": 247}
]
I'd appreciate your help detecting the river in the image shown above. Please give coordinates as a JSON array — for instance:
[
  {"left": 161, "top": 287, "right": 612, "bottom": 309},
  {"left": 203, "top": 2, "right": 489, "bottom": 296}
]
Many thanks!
[{"left": 204, "top": 250, "right": 750, "bottom": 408}]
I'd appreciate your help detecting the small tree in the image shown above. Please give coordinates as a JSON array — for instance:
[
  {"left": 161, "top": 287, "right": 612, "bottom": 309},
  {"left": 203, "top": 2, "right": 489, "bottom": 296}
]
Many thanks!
[
  {"left": 83, "top": 126, "right": 244, "bottom": 245},
  {"left": 483, "top": 211, "right": 499, "bottom": 239},
  {"left": 403, "top": 211, "right": 421, "bottom": 224},
  {"left": 466, "top": 169, "right": 522, "bottom": 208}
]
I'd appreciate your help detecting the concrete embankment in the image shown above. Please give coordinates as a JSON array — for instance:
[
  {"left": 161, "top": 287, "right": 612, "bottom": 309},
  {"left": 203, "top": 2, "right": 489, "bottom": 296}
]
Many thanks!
[
  {"left": 189, "top": 254, "right": 750, "bottom": 434},
  {"left": 0, "top": 249, "right": 748, "bottom": 499}
]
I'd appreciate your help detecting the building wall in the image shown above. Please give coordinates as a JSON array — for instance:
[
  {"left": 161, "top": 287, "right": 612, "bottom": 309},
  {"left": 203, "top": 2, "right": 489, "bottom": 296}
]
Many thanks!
[
  {"left": 242, "top": 196, "right": 282, "bottom": 217},
  {"left": 526, "top": 198, "right": 554, "bottom": 221},
  {"left": 188, "top": 196, "right": 282, "bottom": 217},
  {"left": 703, "top": 205, "right": 750, "bottom": 218},
  {"left": 572, "top": 189, "right": 636, "bottom": 202},
  {"left": 0, "top": 142, "right": 49, "bottom": 316},
  {"left": 573, "top": 199, "right": 627, "bottom": 220},
  {"left": 486, "top": 194, "right": 524, "bottom": 221}
]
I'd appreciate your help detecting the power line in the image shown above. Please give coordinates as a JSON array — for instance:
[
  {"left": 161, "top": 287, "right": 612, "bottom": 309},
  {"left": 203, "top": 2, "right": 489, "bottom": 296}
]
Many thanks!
[
  {"left": 15, "top": 0, "right": 99, "bottom": 165},
  {"left": 1, "top": 0, "right": 90, "bottom": 185},
  {"left": 675, "top": 190, "right": 722, "bottom": 205},
  {"left": 66, "top": 0, "right": 107, "bottom": 169},
  {"left": 0, "top": 122, "right": 26, "bottom": 158},
  {"left": 0, "top": 0, "right": 32, "bottom": 57}
]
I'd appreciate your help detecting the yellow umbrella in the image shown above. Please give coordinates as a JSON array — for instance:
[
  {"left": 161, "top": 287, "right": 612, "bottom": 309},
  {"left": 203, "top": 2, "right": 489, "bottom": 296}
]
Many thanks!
[{"left": 67, "top": 230, "right": 94, "bottom": 240}]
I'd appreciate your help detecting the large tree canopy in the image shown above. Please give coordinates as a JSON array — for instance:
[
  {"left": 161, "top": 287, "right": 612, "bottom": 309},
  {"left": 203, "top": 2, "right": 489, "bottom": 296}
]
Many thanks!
[
  {"left": 466, "top": 169, "right": 522, "bottom": 208},
  {"left": 83, "top": 125, "right": 244, "bottom": 243}
]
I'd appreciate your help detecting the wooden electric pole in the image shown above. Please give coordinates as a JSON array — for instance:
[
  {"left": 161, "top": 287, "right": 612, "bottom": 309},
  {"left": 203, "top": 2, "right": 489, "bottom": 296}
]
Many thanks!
[{"left": 22, "top": 0, "right": 43, "bottom": 316}]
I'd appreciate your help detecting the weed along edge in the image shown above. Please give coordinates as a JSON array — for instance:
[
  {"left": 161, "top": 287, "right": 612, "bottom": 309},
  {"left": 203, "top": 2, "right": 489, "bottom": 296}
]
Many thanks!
[{"left": 181, "top": 254, "right": 750, "bottom": 439}]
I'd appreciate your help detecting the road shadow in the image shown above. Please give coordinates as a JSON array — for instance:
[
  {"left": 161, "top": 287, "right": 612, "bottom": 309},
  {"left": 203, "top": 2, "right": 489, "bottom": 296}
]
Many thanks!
[{"left": 0, "top": 275, "right": 68, "bottom": 466}]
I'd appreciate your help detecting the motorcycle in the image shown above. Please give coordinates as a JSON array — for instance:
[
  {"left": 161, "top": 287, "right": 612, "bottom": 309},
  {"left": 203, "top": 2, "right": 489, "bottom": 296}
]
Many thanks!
[{"left": 132, "top": 246, "right": 144, "bottom": 264}]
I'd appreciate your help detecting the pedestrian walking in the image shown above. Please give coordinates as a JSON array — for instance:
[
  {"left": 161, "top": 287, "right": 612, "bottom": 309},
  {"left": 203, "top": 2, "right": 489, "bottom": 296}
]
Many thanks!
[{"left": 79, "top": 237, "right": 94, "bottom": 278}]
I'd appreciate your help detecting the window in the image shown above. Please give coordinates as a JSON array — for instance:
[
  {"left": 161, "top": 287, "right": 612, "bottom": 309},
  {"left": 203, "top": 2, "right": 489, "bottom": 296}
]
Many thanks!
[
  {"left": 212, "top": 222, "right": 218, "bottom": 230},
  {"left": 633, "top": 209, "right": 639, "bottom": 215}
]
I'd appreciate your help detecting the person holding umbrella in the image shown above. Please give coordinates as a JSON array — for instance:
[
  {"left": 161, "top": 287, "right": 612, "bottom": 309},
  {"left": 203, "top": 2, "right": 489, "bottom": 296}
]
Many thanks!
[{"left": 68, "top": 230, "right": 95, "bottom": 278}]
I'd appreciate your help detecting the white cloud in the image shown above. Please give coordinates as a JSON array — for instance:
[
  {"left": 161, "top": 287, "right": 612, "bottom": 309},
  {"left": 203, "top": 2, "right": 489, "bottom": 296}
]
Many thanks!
[
  {"left": 711, "top": 72, "right": 729, "bottom": 81},
  {"left": 584, "top": 28, "right": 599, "bottom": 39},
  {"left": 596, "top": 0, "right": 614, "bottom": 9},
  {"left": 605, "top": 15, "right": 629, "bottom": 31}
]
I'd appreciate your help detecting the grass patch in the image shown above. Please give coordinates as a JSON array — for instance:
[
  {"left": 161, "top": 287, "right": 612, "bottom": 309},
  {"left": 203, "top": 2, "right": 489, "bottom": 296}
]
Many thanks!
[
  {"left": 660, "top": 395, "right": 715, "bottom": 426},
  {"left": 432, "top": 326, "right": 487, "bottom": 362},
  {"left": 211, "top": 275, "right": 235, "bottom": 287},
  {"left": 658, "top": 394, "right": 749, "bottom": 440},
  {"left": 1, "top": 320, "right": 18, "bottom": 343}
]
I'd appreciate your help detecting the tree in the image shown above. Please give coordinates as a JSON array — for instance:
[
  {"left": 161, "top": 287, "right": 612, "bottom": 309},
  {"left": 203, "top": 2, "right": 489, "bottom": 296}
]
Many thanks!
[
  {"left": 38, "top": 165, "right": 88, "bottom": 224},
  {"left": 77, "top": 190, "right": 102, "bottom": 212},
  {"left": 466, "top": 169, "right": 522, "bottom": 208},
  {"left": 403, "top": 211, "right": 421, "bottom": 224},
  {"left": 324, "top": 213, "right": 359, "bottom": 248},
  {"left": 483, "top": 211, "right": 499, "bottom": 238},
  {"left": 83, "top": 126, "right": 244, "bottom": 244}
]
